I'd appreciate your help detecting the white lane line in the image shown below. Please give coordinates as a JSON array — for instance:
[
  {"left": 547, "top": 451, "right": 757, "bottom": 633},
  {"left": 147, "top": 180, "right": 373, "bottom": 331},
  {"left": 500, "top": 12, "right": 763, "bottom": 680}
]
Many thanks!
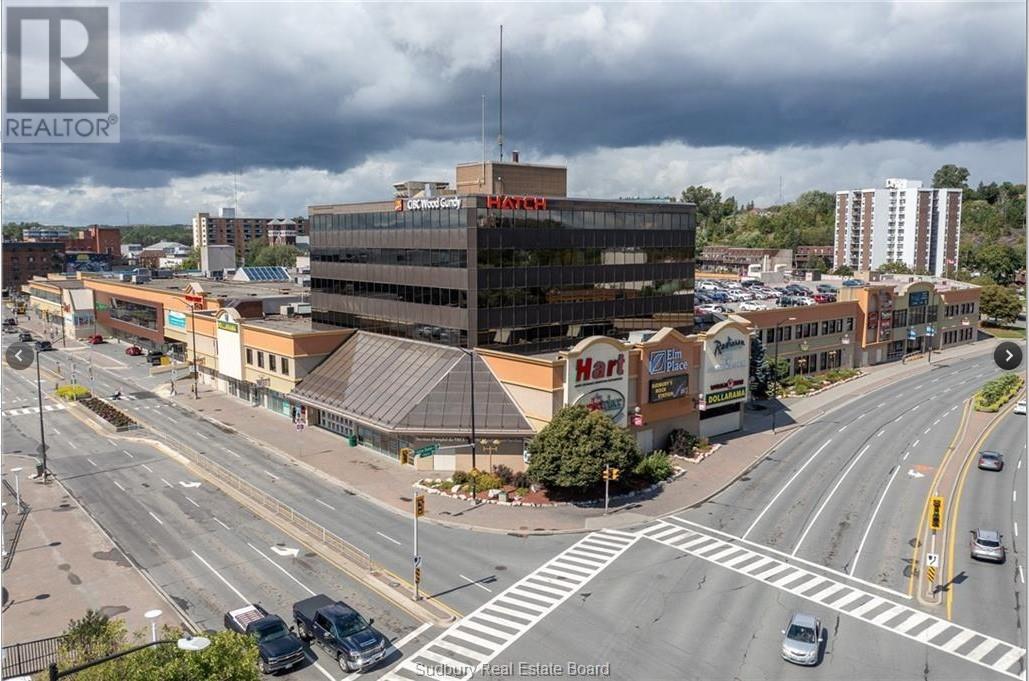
[
  {"left": 87, "top": 458, "right": 97, "bottom": 467},
  {"left": 903, "top": 452, "right": 910, "bottom": 461},
  {"left": 1020, "top": 565, "right": 1025, "bottom": 585},
  {"left": 460, "top": 574, "right": 493, "bottom": 593},
  {"left": 856, "top": 414, "right": 865, "bottom": 420},
  {"left": 122, "top": 449, "right": 134, "bottom": 459},
  {"left": 1019, "top": 459, "right": 1023, "bottom": 470},
  {"left": 161, "top": 478, "right": 173, "bottom": 488},
  {"left": 1014, "top": 490, "right": 1018, "bottom": 503},
  {"left": 196, "top": 431, "right": 209, "bottom": 440},
  {"left": 931, "top": 378, "right": 940, "bottom": 383},
  {"left": 793, "top": 444, "right": 872, "bottom": 556},
  {"left": 377, "top": 531, "right": 402, "bottom": 546},
  {"left": 263, "top": 469, "right": 278, "bottom": 481},
  {"left": 190, "top": 549, "right": 249, "bottom": 602},
  {"left": 743, "top": 440, "right": 832, "bottom": 540},
  {"left": 876, "top": 430, "right": 885, "bottom": 437},
  {"left": 314, "top": 498, "right": 336, "bottom": 511},
  {"left": 185, "top": 496, "right": 200, "bottom": 508},
  {"left": 913, "top": 404, "right": 921, "bottom": 412},
  {"left": 924, "top": 428, "right": 932, "bottom": 435},
  {"left": 227, "top": 449, "right": 242, "bottom": 458},
  {"left": 67, "top": 440, "right": 78, "bottom": 450},
  {"left": 912, "top": 439, "right": 920, "bottom": 448},
  {"left": 838, "top": 425, "right": 847, "bottom": 432},
  {"left": 141, "top": 463, "right": 153, "bottom": 472},
  {"left": 212, "top": 517, "right": 231, "bottom": 531},
  {"left": 933, "top": 419, "right": 941, "bottom": 426},
  {"left": 112, "top": 480, "right": 126, "bottom": 492},
  {"left": 851, "top": 464, "right": 901, "bottom": 576},
  {"left": 914, "top": 384, "right": 924, "bottom": 390},
  {"left": 147, "top": 511, "right": 164, "bottom": 526},
  {"left": 877, "top": 402, "right": 886, "bottom": 409},
  {"left": 1014, "top": 522, "right": 1019, "bottom": 538},
  {"left": 894, "top": 416, "right": 903, "bottom": 423},
  {"left": 52, "top": 428, "right": 60, "bottom": 435},
  {"left": 246, "top": 542, "right": 316, "bottom": 596}
]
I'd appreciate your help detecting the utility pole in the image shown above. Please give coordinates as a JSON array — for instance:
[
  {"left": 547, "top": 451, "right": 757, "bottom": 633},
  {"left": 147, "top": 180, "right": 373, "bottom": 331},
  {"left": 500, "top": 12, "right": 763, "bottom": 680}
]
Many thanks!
[{"left": 412, "top": 492, "right": 424, "bottom": 601}]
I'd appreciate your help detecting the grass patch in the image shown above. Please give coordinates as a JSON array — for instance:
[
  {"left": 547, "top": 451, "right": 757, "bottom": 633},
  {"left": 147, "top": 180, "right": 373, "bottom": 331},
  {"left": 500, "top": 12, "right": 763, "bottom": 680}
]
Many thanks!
[{"left": 981, "top": 323, "right": 1026, "bottom": 339}]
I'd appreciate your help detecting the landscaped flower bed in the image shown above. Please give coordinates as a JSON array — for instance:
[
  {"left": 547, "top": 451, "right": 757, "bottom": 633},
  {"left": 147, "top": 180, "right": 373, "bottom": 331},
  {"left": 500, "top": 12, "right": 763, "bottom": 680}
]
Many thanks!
[
  {"left": 54, "top": 384, "right": 90, "bottom": 401},
  {"left": 778, "top": 368, "right": 861, "bottom": 397},
  {"left": 974, "top": 372, "right": 1024, "bottom": 412},
  {"left": 79, "top": 396, "right": 139, "bottom": 430}
]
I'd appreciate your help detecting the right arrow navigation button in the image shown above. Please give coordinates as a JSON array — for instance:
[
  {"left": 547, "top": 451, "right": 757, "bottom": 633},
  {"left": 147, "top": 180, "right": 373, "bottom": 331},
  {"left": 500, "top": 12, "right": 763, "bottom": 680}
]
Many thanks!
[{"left": 994, "top": 341, "right": 1024, "bottom": 371}]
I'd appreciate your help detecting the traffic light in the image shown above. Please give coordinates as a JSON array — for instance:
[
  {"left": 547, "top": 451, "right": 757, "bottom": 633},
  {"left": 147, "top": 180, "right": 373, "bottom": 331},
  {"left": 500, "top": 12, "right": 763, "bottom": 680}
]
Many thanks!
[
  {"left": 414, "top": 567, "right": 422, "bottom": 583},
  {"left": 400, "top": 448, "right": 413, "bottom": 465},
  {"left": 929, "top": 496, "right": 944, "bottom": 531},
  {"left": 610, "top": 468, "right": 620, "bottom": 480},
  {"left": 414, "top": 494, "right": 425, "bottom": 517}
]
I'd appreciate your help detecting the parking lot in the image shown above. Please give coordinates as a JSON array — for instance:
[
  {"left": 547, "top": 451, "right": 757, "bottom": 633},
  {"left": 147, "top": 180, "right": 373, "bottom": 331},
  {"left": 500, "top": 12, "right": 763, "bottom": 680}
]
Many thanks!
[{"left": 694, "top": 276, "right": 865, "bottom": 318}]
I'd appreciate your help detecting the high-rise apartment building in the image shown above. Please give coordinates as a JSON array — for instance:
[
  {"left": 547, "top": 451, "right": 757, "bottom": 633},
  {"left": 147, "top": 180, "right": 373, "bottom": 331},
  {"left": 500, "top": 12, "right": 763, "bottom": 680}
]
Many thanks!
[
  {"left": 192, "top": 212, "right": 310, "bottom": 261},
  {"left": 833, "top": 179, "right": 962, "bottom": 277}
]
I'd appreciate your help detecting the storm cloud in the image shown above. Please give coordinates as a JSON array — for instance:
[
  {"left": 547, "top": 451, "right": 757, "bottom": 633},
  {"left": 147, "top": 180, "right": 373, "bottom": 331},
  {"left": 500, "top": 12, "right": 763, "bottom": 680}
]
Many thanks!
[{"left": 3, "top": 2, "right": 1025, "bottom": 224}]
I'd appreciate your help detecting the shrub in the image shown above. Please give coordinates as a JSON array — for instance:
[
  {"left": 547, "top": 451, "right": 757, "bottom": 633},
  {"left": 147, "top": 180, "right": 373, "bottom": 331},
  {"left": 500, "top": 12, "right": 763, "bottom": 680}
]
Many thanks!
[
  {"left": 474, "top": 472, "right": 504, "bottom": 491},
  {"left": 492, "top": 464, "right": 514, "bottom": 485},
  {"left": 510, "top": 470, "right": 531, "bottom": 489},
  {"left": 515, "top": 487, "right": 530, "bottom": 497},
  {"left": 634, "top": 450, "right": 674, "bottom": 483},
  {"left": 55, "top": 384, "right": 89, "bottom": 400},
  {"left": 451, "top": 470, "right": 469, "bottom": 485},
  {"left": 667, "top": 429, "right": 699, "bottom": 458},
  {"left": 974, "top": 372, "right": 1024, "bottom": 411}
]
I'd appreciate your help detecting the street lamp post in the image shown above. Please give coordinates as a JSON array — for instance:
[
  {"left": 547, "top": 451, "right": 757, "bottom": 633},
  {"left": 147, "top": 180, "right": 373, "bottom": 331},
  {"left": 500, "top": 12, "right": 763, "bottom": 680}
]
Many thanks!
[
  {"left": 457, "top": 348, "right": 479, "bottom": 502},
  {"left": 190, "top": 303, "right": 200, "bottom": 399},
  {"left": 479, "top": 439, "right": 500, "bottom": 475},
  {"left": 35, "top": 349, "right": 49, "bottom": 481},
  {"left": 770, "top": 316, "right": 796, "bottom": 434},
  {"left": 48, "top": 636, "right": 210, "bottom": 681}
]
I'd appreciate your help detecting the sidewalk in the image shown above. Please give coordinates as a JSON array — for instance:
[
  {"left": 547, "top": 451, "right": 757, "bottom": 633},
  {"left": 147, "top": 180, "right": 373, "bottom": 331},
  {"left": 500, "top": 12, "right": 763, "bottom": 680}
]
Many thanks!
[
  {"left": 152, "top": 338, "right": 1006, "bottom": 534},
  {"left": 0, "top": 454, "right": 185, "bottom": 645}
]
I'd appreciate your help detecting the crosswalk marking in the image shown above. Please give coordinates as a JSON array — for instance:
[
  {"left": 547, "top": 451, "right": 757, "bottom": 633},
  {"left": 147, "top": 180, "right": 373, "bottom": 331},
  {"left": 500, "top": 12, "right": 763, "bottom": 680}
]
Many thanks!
[
  {"left": 642, "top": 519, "right": 1026, "bottom": 680},
  {"left": 3, "top": 403, "right": 67, "bottom": 416},
  {"left": 381, "top": 530, "right": 637, "bottom": 681}
]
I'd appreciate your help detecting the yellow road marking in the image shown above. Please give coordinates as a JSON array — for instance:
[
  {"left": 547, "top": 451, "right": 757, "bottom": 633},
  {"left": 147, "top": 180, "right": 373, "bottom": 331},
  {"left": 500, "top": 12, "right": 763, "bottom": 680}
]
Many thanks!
[
  {"left": 945, "top": 393, "right": 1023, "bottom": 619},
  {"left": 907, "top": 399, "right": 971, "bottom": 598}
]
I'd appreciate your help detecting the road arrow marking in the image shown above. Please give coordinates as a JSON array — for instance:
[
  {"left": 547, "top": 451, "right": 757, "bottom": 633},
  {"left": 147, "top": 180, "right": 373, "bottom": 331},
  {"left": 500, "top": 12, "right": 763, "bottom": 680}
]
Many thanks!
[
  {"left": 907, "top": 469, "right": 926, "bottom": 478},
  {"left": 270, "top": 545, "right": 299, "bottom": 558},
  {"left": 179, "top": 481, "right": 201, "bottom": 488}
]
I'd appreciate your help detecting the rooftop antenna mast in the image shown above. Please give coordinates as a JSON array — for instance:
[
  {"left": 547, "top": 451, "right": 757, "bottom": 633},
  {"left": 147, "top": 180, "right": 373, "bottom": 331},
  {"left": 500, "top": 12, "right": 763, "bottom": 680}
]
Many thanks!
[
  {"left": 481, "top": 94, "right": 486, "bottom": 186},
  {"left": 497, "top": 24, "right": 503, "bottom": 162}
]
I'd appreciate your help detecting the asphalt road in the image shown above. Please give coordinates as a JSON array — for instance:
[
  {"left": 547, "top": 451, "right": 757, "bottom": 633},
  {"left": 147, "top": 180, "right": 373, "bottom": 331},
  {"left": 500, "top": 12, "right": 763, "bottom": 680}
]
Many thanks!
[
  {"left": 2, "top": 345, "right": 430, "bottom": 681},
  {"left": 949, "top": 410, "right": 1027, "bottom": 645},
  {"left": 13, "top": 331, "right": 578, "bottom": 618}
]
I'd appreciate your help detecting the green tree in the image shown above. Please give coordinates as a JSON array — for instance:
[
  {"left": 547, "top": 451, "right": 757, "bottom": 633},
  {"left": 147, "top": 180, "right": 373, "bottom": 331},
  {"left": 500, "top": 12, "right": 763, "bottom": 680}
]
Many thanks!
[
  {"left": 120, "top": 225, "right": 192, "bottom": 247},
  {"left": 974, "top": 243, "right": 1023, "bottom": 285},
  {"left": 932, "top": 164, "right": 970, "bottom": 189},
  {"left": 749, "top": 335, "right": 774, "bottom": 399},
  {"left": 878, "top": 261, "right": 914, "bottom": 274},
  {"left": 252, "top": 244, "right": 300, "bottom": 268},
  {"left": 832, "top": 265, "right": 854, "bottom": 277},
  {"left": 808, "top": 256, "right": 829, "bottom": 274},
  {"left": 526, "top": 405, "right": 642, "bottom": 490},
  {"left": 179, "top": 247, "right": 201, "bottom": 270},
  {"left": 53, "top": 615, "right": 259, "bottom": 681},
  {"left": 979, "top": 284, "right": 1022, "bottom": 324}
]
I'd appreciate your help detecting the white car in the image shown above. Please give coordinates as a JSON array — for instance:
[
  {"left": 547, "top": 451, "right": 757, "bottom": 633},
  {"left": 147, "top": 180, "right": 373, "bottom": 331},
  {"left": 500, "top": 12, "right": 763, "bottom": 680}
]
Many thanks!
[
  {"left": 739, "top": 301, "right": 767, "bottom": 312},
  {"left": 1015, "top": 400, "right": 1026, "bottom": 415}
]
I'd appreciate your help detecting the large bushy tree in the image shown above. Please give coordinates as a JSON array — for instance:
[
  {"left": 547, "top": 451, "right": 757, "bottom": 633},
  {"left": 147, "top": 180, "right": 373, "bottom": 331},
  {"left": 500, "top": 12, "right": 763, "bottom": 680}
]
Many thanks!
[
  {"left": 878, "top": 261, "right": 914, "bottom": 274},
  {"left": 979, "top": 284, "right": 1022, "bottom": 324},
  {"left": 55, "top": 610, "right": 259, "bottom": 681},
  {"left": 749, "top": 335, "right": 774, "bottom": 399},
  {"left": 933, "top": 164, "right": 970, "bottom": 189},
  {"left": 527, "top": 405, "right": 642, "bottom": 489}
]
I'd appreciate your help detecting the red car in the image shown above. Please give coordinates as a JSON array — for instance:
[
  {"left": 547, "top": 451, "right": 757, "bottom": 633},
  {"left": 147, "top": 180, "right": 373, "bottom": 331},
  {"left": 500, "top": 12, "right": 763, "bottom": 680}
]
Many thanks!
[
  {"left": 86, "top": 334, "right": 105, "bottom": 344},
  {"left": 125, "top": 345, "right": 143, "bottom": 356},
  {"left": 813, "top": 293, "right": 837, "bottom": 304}
]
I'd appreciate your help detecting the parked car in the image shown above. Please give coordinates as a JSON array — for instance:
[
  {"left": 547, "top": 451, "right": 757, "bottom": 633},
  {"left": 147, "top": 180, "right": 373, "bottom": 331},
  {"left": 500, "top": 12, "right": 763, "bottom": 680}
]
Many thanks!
[
  {"left": 34, "top": 340, "right": 53, "bottom": 352},
  {"left": 1015, "top": 400, "right": 1026, "bottom": 415},
  {"left": 816, "top": 284, "right": 838, "bottom": 293},
  {"left": 18, "top": 331, "right": 33, "bottom": 343},
  {"left": 842, "top": 278, "right": 864, "bottom": 287},
  {"left": 813, "top": 293, "right": 837, "bottom": 304},
  {"left": 3, "top": 317, "right": 16, "bottom": 327},
  {"left": 125, "top": 345, "right": 144, "bottom": 356},
  {"left": 696, "top": 304, "right": 727, "bottom": 315},
  {"left": 781, "top": 612, "right": 822, "bottom": 666},
  {"left": 86, "top": 334, "right": 104, "bottom": 345},
  {"left": 708, "top": 292, "right": 730, "bottom": 303},
  {"left": 146, "top": 350, "right": 164, "bottom": 365},
  {"left": 969, "top": 528, "right": 1006, "bottom": 563},
  {"left": 224, "top": 604, "right": 305, "bottom": 675},
  {"left": 977, "top": 451, "right": 1004, "bottom": 471},
  {"left": 739, "top": 301, "right": 767, "bottom": 312},
  {"left": 293, "top": 595, "right": 387, "bottom": 673}
]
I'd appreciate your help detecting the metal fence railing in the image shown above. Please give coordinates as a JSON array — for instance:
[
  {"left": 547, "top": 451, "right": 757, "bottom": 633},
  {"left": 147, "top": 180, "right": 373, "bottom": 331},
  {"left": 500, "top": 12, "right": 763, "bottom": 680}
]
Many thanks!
[
  {"left": 2, "top": 634, "right": 65, "bottom": 678},
  {"left": 185, "top": 450, "right": 372, "bottom": 571},
  {"left": 2, "top": 479, "right": 29, "bottom": 572}
]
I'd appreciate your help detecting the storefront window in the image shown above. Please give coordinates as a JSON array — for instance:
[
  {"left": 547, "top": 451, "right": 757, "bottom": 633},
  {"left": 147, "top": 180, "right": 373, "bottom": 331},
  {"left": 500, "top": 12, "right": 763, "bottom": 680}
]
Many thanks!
[{"left": 109, "top": 298, "right": 158, "bottom": 330}]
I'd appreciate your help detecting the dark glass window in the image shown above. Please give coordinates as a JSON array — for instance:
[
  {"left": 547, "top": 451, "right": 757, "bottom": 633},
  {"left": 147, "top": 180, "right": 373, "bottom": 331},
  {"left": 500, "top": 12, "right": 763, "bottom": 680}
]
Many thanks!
[{"left": 109, "top": 298, "right": 158, "bottom": 330}]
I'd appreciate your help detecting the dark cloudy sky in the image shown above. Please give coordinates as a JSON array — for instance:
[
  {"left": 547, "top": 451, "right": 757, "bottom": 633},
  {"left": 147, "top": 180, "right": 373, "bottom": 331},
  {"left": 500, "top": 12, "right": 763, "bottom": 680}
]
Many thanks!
[{"left": 3, "top": 1, "right": 1025, "bottom": 225}]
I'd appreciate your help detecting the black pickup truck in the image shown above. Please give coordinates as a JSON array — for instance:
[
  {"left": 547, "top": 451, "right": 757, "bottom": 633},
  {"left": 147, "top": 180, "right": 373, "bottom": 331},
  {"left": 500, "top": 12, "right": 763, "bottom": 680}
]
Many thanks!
[
  {"left": 292, "top": 594, "right": 387, "bottom": 673},
  {"left": 224, "top": 604, "right": 306, "bottom": 674}
]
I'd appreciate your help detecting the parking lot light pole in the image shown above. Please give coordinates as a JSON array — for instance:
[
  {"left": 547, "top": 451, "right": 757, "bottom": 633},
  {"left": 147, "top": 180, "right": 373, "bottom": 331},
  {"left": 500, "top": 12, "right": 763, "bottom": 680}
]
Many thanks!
[
  {"left": 190, "top": 303, "right": 200, "bottom": 399},
  {"left": 35, "top": 350, "right": 49, "bottom": 481}
]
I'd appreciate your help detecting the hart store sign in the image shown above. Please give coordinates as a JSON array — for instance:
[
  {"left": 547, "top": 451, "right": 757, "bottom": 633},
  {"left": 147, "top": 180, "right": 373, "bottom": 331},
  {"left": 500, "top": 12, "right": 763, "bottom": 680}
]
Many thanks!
[{"left": 563, "top": 336, "right": 629, "bottom": 426}]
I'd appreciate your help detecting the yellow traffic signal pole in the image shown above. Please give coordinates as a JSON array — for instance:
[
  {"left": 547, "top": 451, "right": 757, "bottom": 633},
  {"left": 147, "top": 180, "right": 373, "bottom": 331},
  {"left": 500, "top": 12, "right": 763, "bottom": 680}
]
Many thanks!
[{"left": 604, "top": 464, "right": 610, "bottom": 515}]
